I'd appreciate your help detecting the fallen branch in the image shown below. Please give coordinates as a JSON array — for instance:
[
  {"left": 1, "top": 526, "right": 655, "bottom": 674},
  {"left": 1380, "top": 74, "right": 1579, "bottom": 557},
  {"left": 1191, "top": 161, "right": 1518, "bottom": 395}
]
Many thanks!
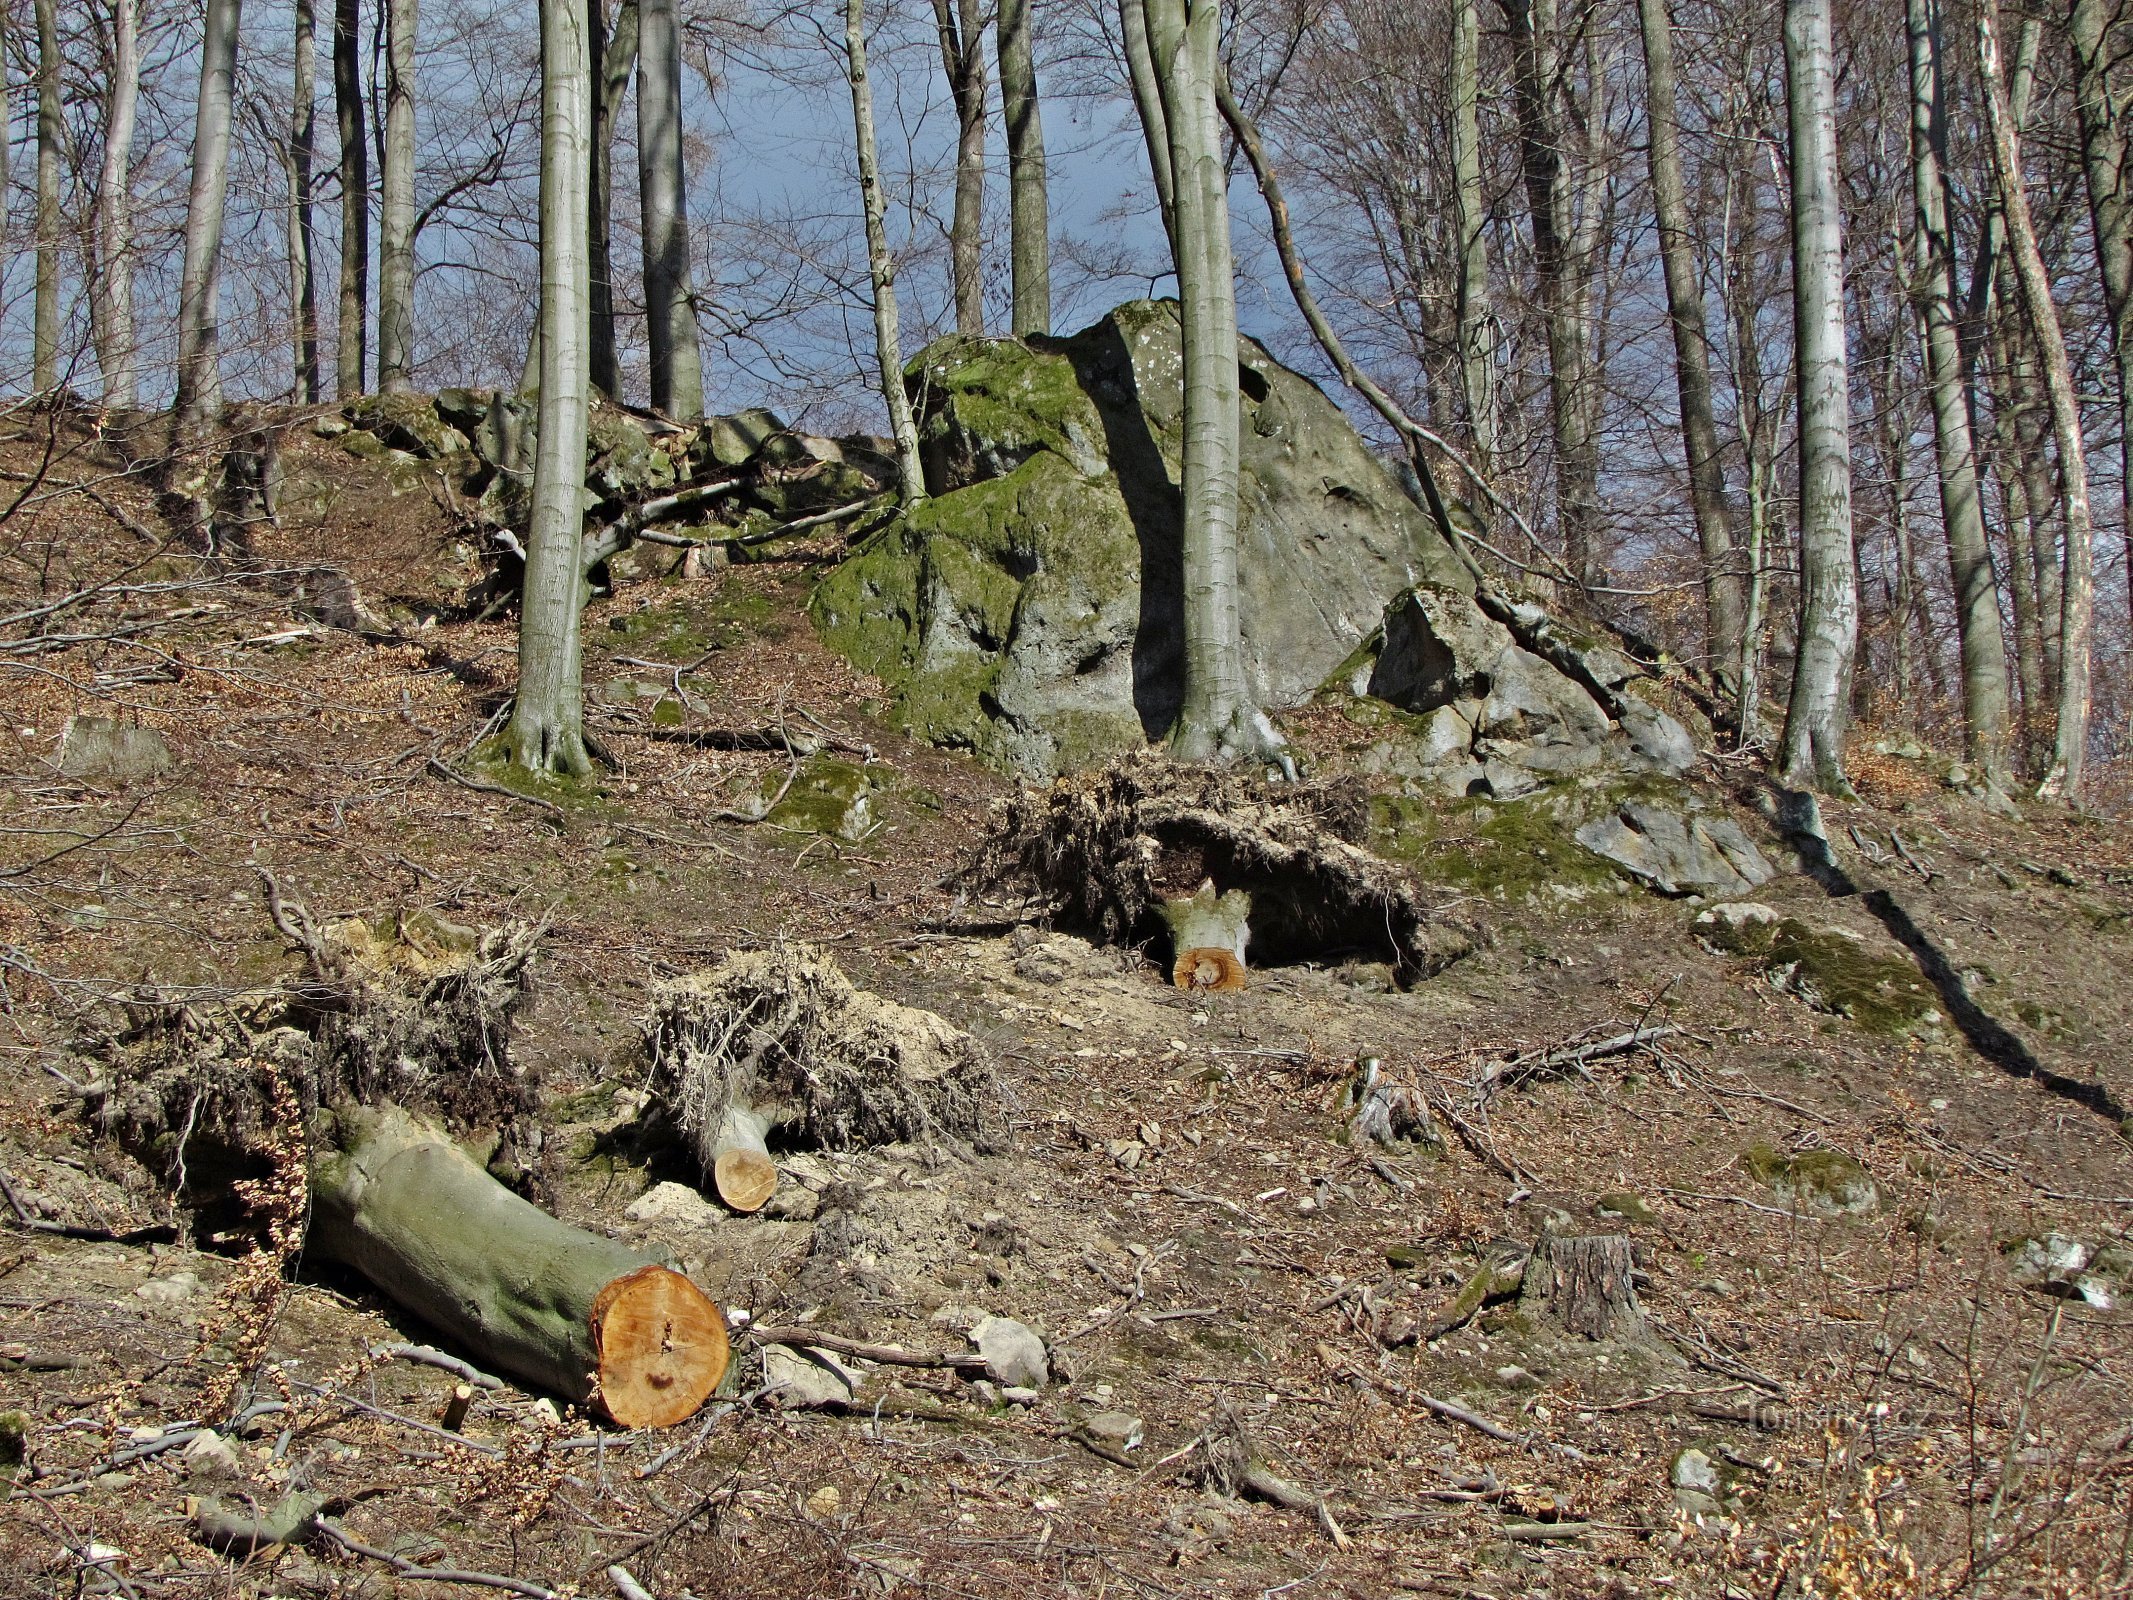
[
  {"left": 748, "top": 1323, "right": 988, "bottom": 1375},
  {"left": 0, "top": 1168, "right": 174, "bottom": 1245},
  {"left": 1188, "top": 1404, "right": 1348, "bottom": 1548},
  {"left": 316, "top": 1518, "right": 561, "bottom": 1599},
  {"left": 372, "top": 1342, "right": 504, "bottom": 1390}
]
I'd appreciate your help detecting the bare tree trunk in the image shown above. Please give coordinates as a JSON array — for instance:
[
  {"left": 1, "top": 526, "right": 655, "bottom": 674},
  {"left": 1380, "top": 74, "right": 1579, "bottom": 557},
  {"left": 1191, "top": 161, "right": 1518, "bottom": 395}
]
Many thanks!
[
  {"left": 91, "top": 0, "right": 142, "bottom": 410},
  {"left": 1134, "top": 0, "right": 1283, "bottom": 768},
  {"left": 1720, "top": 125, "right": 1776, "bottom": 747},
  {"left": 375, "top": 0, "right": 418, "bottom": 391},
  {"left": 996, "top": 0, "right": 1049, "bottom": 337},
  {"left": 932, "top": 0, "right": 988, "bottom": 336},
  {"left": 335, "top": 0, "right": 370, "bottom": 398},
  {"left": 1905, "top": 0, "right": 2010, "bottom": 783},
  {"left": 2070, "top": 0, "right": 2133, "bottom": 640},
  {"left": 638, "top": 0, "right": 704, "bottom": 418},
  {"left": 589, "top": 0, "right": 637, "bottom": 400},
  {"left": 1778, "top": 0, "right": 1859, "bottom": 795},
  {"left": 1450, "top": 0, "right": 1495, "bottom": 467},
  {"left": 288, "top": 0, "right": 322, "bottom": 403},
  {"left": 173, "top": 0, "right": 244, "bottom": 439},
  {"left": 1502, "top": 0, "right": 1598, "bottom": 587},
  {"left": 508, "top": 0, "right": 596, "bottom": 778},
  {"left": 1637, "top": 0, "right": 1741, "bottom": 695},
  {"left": 846, "top": 0, "right": 925, "bottom": 503},
  {"left": 32, "top": 0, "right": 62, "bottom": 393},
  {"left": 1979, "top": 0, "right": 2096, "bottom": 801},
  {"left": 1119, "top": 0, "right": 1175, "bottom": 252}
]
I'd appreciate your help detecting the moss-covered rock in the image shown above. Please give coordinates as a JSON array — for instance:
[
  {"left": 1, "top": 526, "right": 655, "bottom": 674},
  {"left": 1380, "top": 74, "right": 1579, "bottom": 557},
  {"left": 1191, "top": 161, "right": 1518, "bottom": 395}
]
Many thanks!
[
  {"left": 1742, "top": 1142, "right": 1880, "bottom": 1217},
  {"left": 809, "top": 300, "right": 1471, "bottom": 776},
  {"left": 1696, "top": 906, "right": 1942, "bottom": 1036},
  {"left": 345, "top": 392, "right": 468, "bottom": 460},
  {"left": 762, "top": 756, "right": 885, "bottom": 841}
]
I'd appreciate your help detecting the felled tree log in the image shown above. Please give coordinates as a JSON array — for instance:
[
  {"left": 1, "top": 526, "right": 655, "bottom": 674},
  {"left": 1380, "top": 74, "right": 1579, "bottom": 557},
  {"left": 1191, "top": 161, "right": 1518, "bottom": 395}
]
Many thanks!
[
  {"left": 1520, "top": 1233, "right": 1643, "bottom": 1341},
  {"left": 310, "top": 1106, "right": 729, "bottom": 1427},
  {"left": 711, "top": 1101, "right": 777, "bottom": 1213},
  {"left": 1161, "top": 880, "right": 1251, "bottom": 990}
]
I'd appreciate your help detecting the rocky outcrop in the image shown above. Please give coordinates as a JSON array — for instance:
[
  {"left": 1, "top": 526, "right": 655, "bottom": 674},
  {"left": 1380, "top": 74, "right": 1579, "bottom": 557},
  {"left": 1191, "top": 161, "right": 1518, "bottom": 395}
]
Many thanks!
[{"left": 810, "top": 300, "right": 1470, "bottom": 776}]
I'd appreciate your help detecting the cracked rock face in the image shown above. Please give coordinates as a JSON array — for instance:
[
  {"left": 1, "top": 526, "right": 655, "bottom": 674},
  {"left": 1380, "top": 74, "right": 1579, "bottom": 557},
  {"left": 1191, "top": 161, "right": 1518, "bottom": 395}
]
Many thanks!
[{"left": 1574, "top": 801, "right": 1775, "bottom": 898}]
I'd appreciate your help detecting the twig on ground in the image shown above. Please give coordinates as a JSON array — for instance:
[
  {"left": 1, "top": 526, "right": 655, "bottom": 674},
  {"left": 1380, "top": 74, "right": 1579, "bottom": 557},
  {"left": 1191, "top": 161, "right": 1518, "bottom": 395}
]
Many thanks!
[{"left": 316, "top": 1519, "right": 560, "bottom": 1598}]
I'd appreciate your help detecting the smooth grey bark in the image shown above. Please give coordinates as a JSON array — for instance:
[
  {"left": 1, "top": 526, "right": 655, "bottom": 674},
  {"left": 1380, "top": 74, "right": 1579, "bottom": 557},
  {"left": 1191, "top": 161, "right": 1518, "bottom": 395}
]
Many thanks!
[
  {"left": 288, "top": 0, "right": 321, "bottom": 403},
  {"left": 375, "top": 0, "right": 418, "bottom": 391},
  {"left": 1904, "top": 0, "right": 2010, "bottom": 782},
  {"left": 32, "top": 0, "right": 62, "bottom": 393},
  {"left": 1778, "top": 0, "right": 1859, "bottom": 795},
  {"left": 1979, "top": 0, "right": 2096, "bottom": 801},
  {"left": 173, "top": 0, "right": 244, "bottom": 438},
  {"left": 638, "top": 0, "right": 704, "bottom": 418},
  {"left": 1450, "top": 0, "right": 1496, "bottom": 467},
  {"left": 1134, "top": 0, "right": 1284, "bottom": 768},
  {"left": 91, "top": 0, "right": 142, "bottom": 410},
  {"left": 1502, "top": 0, "right": 1599, "bottom": 587},
  {"left": 931, "top": 0, "right": 988, "bottom": 335},
  {"left": 507, "top": 0, "right": 595, "bottom": 777},
  {"left": 1119, "top": 0, "right": 1175, "bottom": 251},
  {"left": 996, "top": 0, "right": 1049, "bottom": 336},
  {"left": 1719, "top": 113, "right": 1778, "bottom": 746},
  {"left": 589, "top": 0, "right": 637, "bottom": 399},
  {"left": 1637, "top": 0, "right": 1740, "bottom": 694},
  {"left": 2070, "top": 0, "right": 2133, "bottom": 634},
  {"left": 334, "top": 0, "right": 369, "bottom": 398},
  {"left": 845, "top": 0, "right": 925, "bottom": 503}
]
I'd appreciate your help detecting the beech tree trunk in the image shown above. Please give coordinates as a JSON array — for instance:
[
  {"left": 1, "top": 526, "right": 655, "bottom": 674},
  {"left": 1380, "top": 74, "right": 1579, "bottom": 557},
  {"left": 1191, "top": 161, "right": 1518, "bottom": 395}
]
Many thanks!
[
  {"left": 639, "top": 0, "right": 705, "bottom": 419},
  {"left": 1778, "top": 0, "right": 1859, "bottom": 796},
  {"left": 1638, "top": 0, "right": 1741, "bottom": 695},
  {"left": 845, "top": 0, "right": 925, "bottom": 503},
  {"left": 91, "top": 0, "right": 142, "bottom": 410},
  {"left": 334, "top": 0, "right": 370, "bottom": 398},
  {"left": 1980, "top": 0, "right": 2096, "bottom": 801},
  {"left": 1130, "top": 0, "right": 1284, "bottom": 768},
  {"left": 288, "top": 0, "right": 322, "bottom": 403},
  {"left": 1906, "top": 0, "right": 2010, "bottom": 783},
  {"left": 996, "top": 0, "right": 1049, "bottom": 337},
  {"left": 2070, "top": 0, "right": 2133, "bottom": 637},
  {"left": 589, "top": 0, "right": 638, "bottom": 400},
  {"left": 507, "top": 0, "right": 595, "bottom": 777},
  {"left": 1450, "top": 0, "right": 1495, "bottom": 468},
  {"left": 376, "top": 0, "right": 419, "bottom": 391},
  {"left": 1119, "top": 0, "right": 1176, "bottom": 251},
  {"left": 932, "top": 0, "right": 989, "bottom": 336},
  {"left": 173, "top": 0, "right": 245, "bottom": 439},
  {"left": 311, "top": 1106, "right": 729, "bottom": 1427},
  {"left": 32, "top": 0, "right": 62, "bottom": 393}
]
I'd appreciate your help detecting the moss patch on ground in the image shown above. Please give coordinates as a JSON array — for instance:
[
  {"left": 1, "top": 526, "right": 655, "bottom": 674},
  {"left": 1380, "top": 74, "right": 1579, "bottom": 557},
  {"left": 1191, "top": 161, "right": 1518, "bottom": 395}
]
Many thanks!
[
  {"left": 1699, "top": 913, "right": 1941, "bottom": 1037},
  {"left": 1741, "top": 1142, "right": 1881, "bottom": 1217}
]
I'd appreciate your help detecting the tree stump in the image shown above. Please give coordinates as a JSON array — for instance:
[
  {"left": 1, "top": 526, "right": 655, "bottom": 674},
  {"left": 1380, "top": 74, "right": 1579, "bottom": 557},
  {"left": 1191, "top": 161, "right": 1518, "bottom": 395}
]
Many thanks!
[
  {"left": 711, "top": 1102, "right": 777, "bottom": 1213},
  {"left": 310, "top": 1105, "right": 730, "bottom": 1427},
  {"left": 1520, "top": 1233, "right": 1644, "bottom": 1341},
  {"left": 1161, "top": 880, "right": 1251, "bottom": 991}
]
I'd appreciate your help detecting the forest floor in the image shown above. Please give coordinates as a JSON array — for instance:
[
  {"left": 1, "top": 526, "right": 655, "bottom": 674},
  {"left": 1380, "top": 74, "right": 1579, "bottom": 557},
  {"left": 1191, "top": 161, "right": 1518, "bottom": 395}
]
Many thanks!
[{"left": 2, "top": 407, "right": 2132, "bottom": 1599}]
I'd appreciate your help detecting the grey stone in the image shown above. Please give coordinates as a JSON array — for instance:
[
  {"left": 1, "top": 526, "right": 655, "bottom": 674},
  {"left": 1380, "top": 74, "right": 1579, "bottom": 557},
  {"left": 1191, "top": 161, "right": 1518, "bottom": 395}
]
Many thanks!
[
  {"left": 1671, "top": 1447, "right": 1720, "bottom": 1495},
  {"left": 135, "top": 1270, "right": 202, "bottom": 1303},
  {"left": 2006, "top": 1233, "right": 2131, "bottom": 1310},
  {"left": 181, "top": 1430, "right": 241, "bottom": 1480},
  {"left": 811, "top": 301, "right": 1470, "bottom": 776},
  {"left": 702, "top": 408, "right": 787, "bottom": 469},
  {"left": 1082, "top": 1410, "right": 1144, "bottom": 1450},
  {"left": 1575, "top": 800, "right": 1774, "bottom": 897},
  {"left": 625, "top": 1181, "right": 723, "bottom": 1232},
  {"left": 762, "top": 1343, "right": 862, "bottom": 1409},
  {"left": 1612, "top": 693, "right": 1698, "bottom": 777},
  {"left": 58, "top": 716, "right": 173, "bottom": 783},
  {"left": 970, "top": 1315, "right": 1049, "bottom": 1389}
]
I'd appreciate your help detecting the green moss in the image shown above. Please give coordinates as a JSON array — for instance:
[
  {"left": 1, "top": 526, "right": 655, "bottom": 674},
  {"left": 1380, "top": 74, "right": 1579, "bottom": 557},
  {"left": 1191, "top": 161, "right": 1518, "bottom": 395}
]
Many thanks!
[
  {"left": 762, "top": 755, "right": 883, "bottom": 840},
  {"left": 1701, "top": 915, "right": 1941, "bottom": 1037},
  {"left": 466, "top": 738, "right": 607, "bottom": 809},
  {"left": 1595, "top": 1191, "right": 1658, "bottom": 1227},
  {"left": 1742, "top": 1142, "right": 1879, "bottom": 1217},
  {"left": 1371, "top": 791, "right": 1620, "bottom": 902},
  {"left": 906, "top": 334, "right": 1107, "bottom": 475}
]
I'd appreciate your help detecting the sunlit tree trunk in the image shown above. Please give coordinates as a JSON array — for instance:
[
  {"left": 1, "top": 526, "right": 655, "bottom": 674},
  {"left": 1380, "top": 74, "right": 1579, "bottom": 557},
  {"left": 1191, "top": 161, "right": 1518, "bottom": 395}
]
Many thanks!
[
  {"left": 508, "top": 0, "right": 595, "bottom": 778},
  {"left": 845, "top": 0, "right": 924, "bottom": 501},
  {"left": 932, "top": 0, "right": 989, "bottom": 335},
  {"left": 639, "top": 0, "right": 704, "bottom": 418},
  {"left": 173, "top": 0, "right": 244, "bottom": 438},
  {"left": 1119, "top": 0, "right": 1175, "bottom": 251},
  {"left": 1637, "top": 0, "right": 1741, "bottom": 695},
  {"left": 997, "top": 0, "right": 1049, "bottom": 336},
  {"left": 1905, "top": 0, "right": 2009, "bottom": 782},
  {"left": 1450, "top": 0, "right": 1495, "bottom": 467},
  {"left": 335, "top": 0, "right": 370, "bottom": 397},
  {"left": 1980, "top": 0, "right": 2095, "bottom": 800},
  {"left": 1778, "top": 0, "right": 1859, "bottom": 795},
  {"left": 288, "top": 0, "right": 322, "bottom": 403},
  {"left": 589, "top": 0, "right": 637, "bottom": 399},
  {"left": 32, "top": 0, "right": 63, "bottom": 393},
  {"left": 2070, "top": 0, "right": 2133, "bottom": 631},
  {"left": 376, "top": 0, "right": 419, "bottom": 391},
  {"left": 91, "top": 0, "right": 142, "bottom": 410}
]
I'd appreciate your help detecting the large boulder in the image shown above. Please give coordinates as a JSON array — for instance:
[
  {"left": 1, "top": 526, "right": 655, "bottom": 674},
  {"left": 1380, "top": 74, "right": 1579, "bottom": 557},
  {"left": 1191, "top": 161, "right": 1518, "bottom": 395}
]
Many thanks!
[{"left": 810, "top": 300, "right": 1470, "bottom": 775}]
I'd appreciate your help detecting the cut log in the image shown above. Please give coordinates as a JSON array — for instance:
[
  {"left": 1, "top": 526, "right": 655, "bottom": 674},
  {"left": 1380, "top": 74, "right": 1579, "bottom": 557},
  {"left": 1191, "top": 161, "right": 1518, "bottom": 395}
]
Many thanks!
[
  {"left": 1161, "top": 880, "right": 1251, "bottom": 991},
  {"left": 711, "top": 1102, "right": 777, "bottom": 1213},
  {"left": 1520, "top": 1233, "right": 1643, "bottom": 1341},
  {"left": 310, "top": 1105, "right": 729, "bottom": 1427},
  {"left": 1341, "top": 1054, "right": 1439, "bottom": 1150}
]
